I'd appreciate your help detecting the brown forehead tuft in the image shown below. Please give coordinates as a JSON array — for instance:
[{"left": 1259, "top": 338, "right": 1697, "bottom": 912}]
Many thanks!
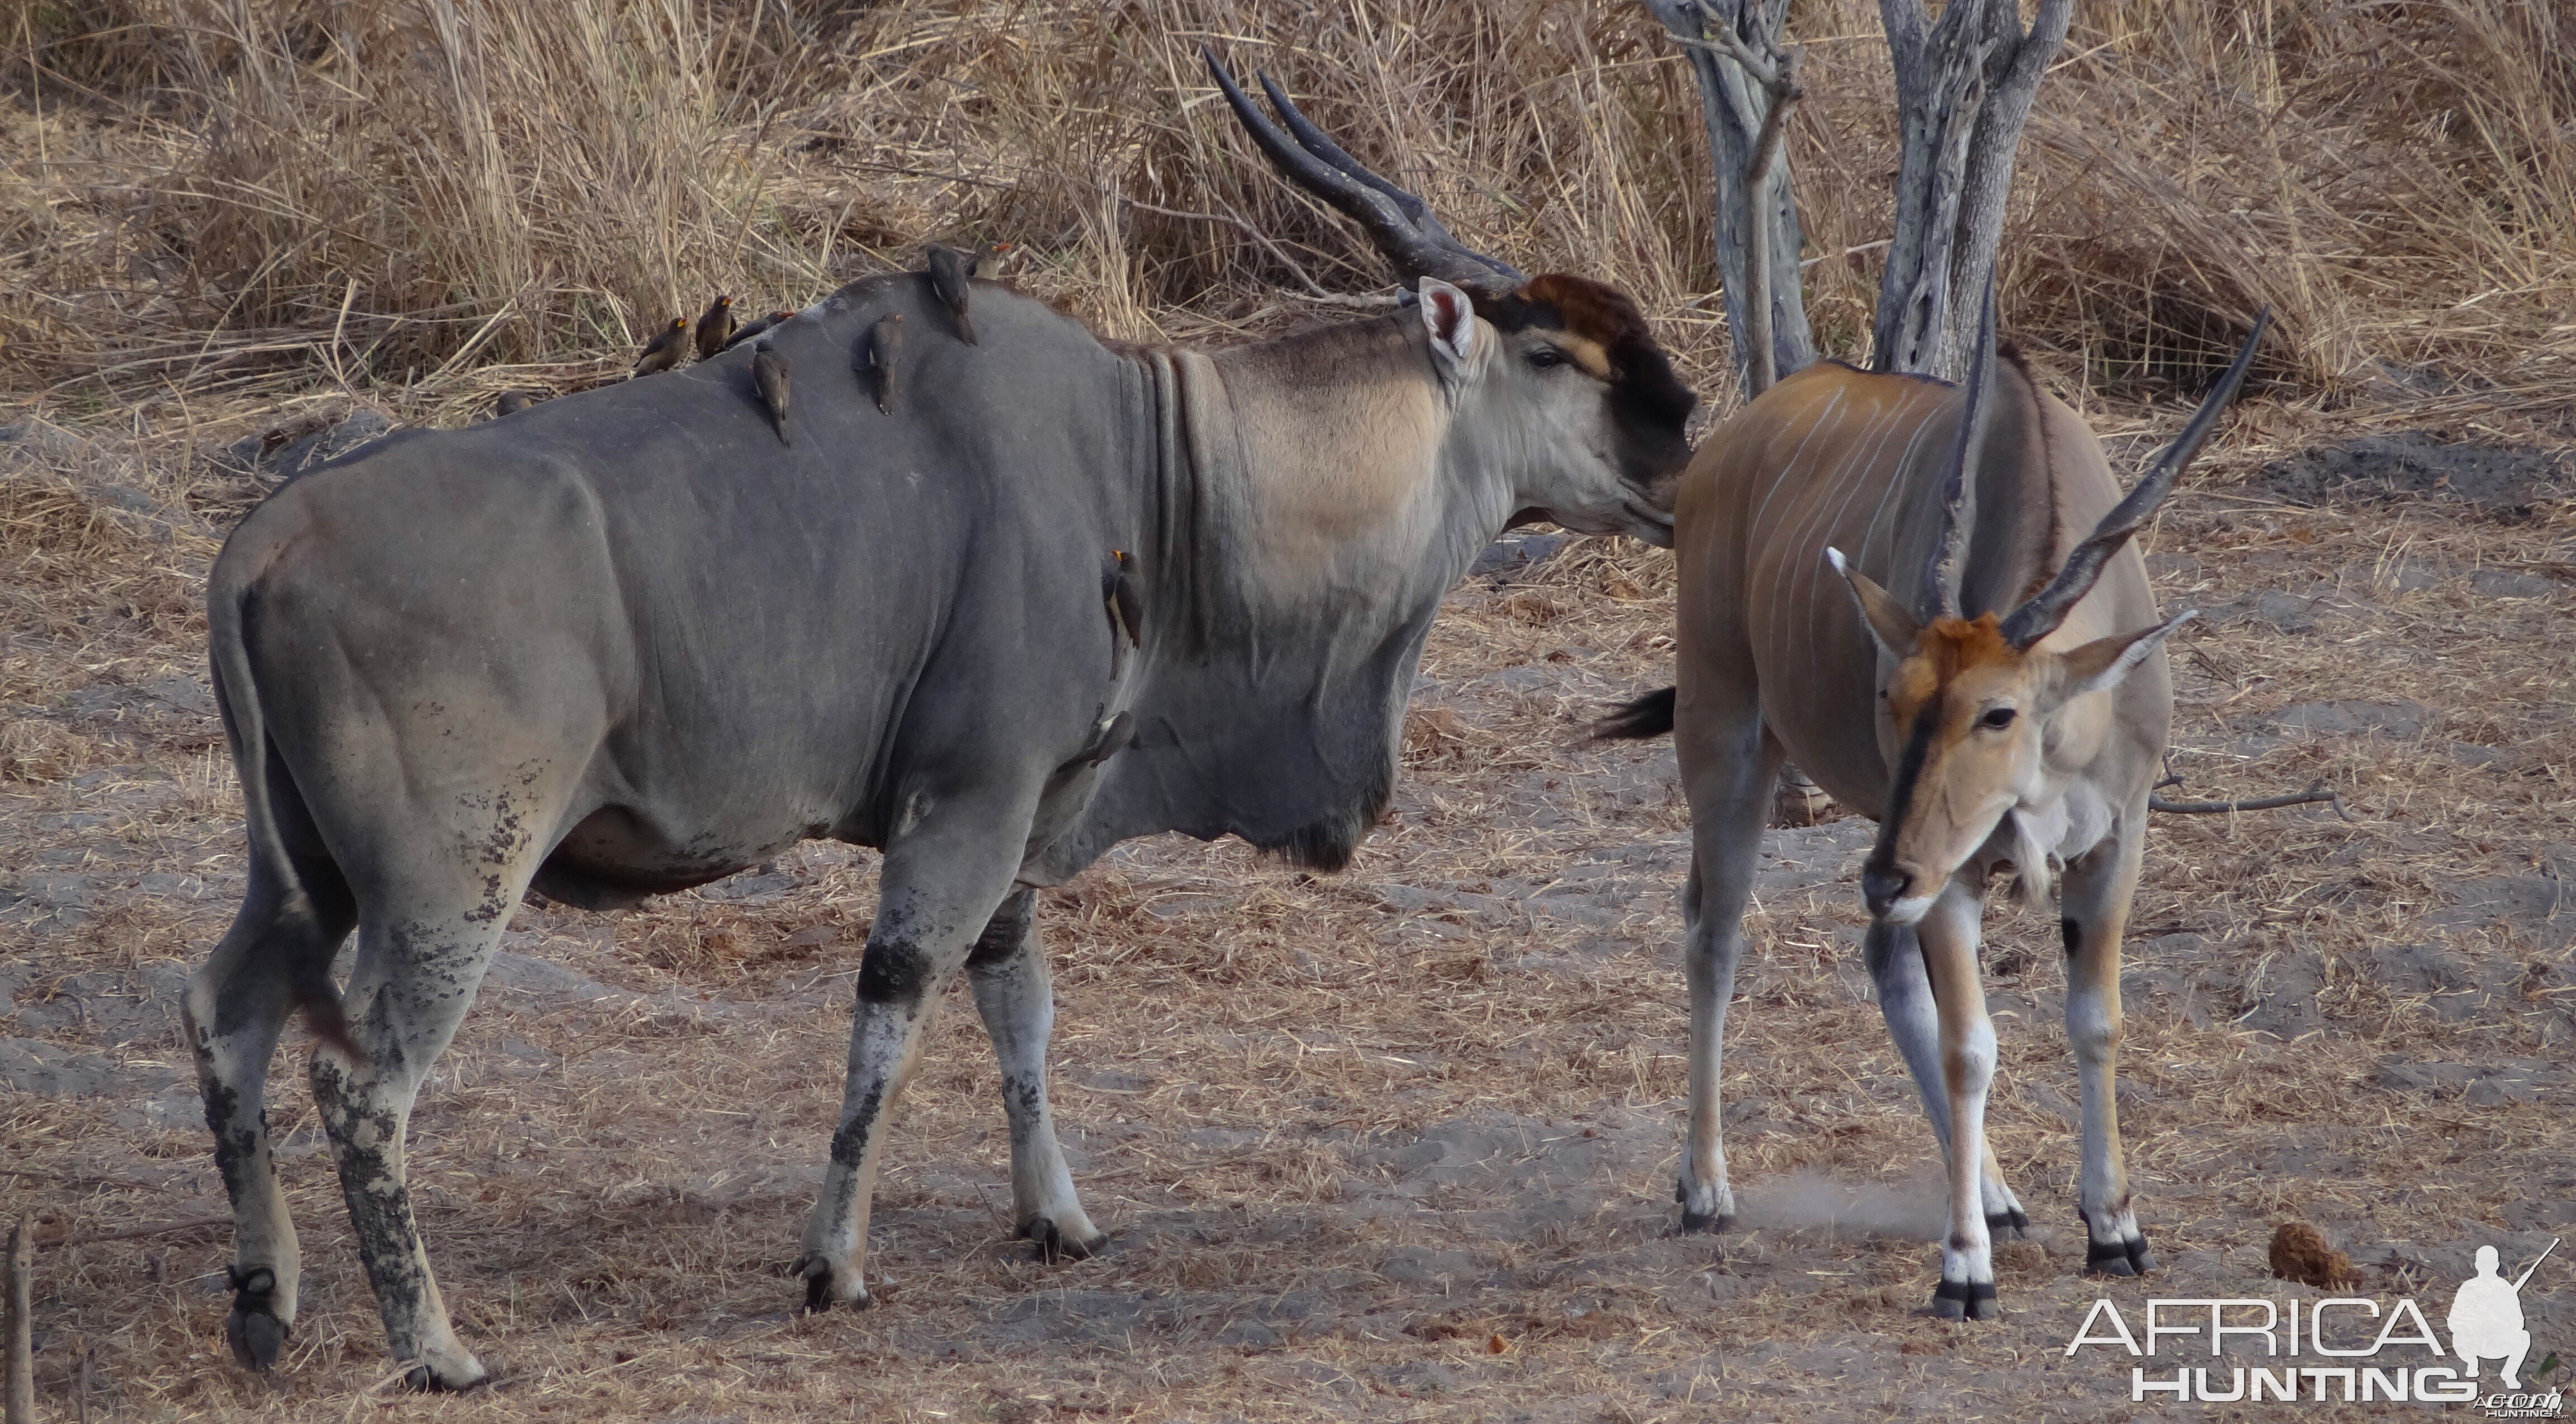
[
  {"left": 1888, "top": 613, "right": 2018, "bottom": 722},
  {"left": 1512, "top": 273, "right": 1654, "bottom": 351},
  {"left": 1486, "top": 273, "right": 1697, "bottom": 428}
]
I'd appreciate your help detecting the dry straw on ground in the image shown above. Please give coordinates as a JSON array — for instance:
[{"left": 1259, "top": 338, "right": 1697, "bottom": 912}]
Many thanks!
[{"left": 2, "top": 1, "right": 2573, "bottom": 1420}]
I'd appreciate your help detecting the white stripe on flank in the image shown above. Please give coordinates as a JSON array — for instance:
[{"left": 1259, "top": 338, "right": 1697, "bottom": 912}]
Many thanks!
[{"left": 1794, "top": 395, "right": 1906, "bottom": 702}]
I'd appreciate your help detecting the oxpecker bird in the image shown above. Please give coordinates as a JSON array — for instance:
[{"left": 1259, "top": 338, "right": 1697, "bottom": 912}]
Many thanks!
[
  {"left": 969, "top": 241, "right": 1013, "bottom": 280},
  {"left": 1076, "top": 711, "right": 1134, "bottom": 770},
  {"left": 632, "top": 318, "right": 688, "bottom": 376},
  {"left": 693, "top": 294, "right": 737, "bottom": 360},
  {"left": 1105, "top": 549, "right": 1143, "bottom": 678},
  {"left": 926, "top": 244, "right": 978, "bottom": 344},
  {"left": 751, "top": 339, "right": 791, "bottom": 446},
  {"left": 491, "top": 390, "right": 538, "bottom": 417},
  {"left": 861, "top": 313, "right": 903, "bottom": 416},
  {"left": 726, "top": 309, "right": 798, "bottom": 351}
]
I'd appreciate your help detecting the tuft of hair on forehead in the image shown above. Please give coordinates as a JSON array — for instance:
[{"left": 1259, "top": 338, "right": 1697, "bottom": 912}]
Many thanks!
[
  {"left": 1888, "top": 612, "right": 2018, "bottom": 721},
  {"left": 1916, "top": 612, "right": 2015, "bottom": 675},
  {"left": 1486, "top": 273, "right": 1697, "bottom": 428}
]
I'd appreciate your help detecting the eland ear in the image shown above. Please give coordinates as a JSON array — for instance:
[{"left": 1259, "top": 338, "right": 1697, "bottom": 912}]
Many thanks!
[
  {"left": 2054, "top": 609, "right": 2197, "bottom": 701},
  {"left": 1826, "top": 547, "right": 1920, "bottom": 659},
  {"left": 1418, "top": 277, "right": 1480, "bottom": 379}
]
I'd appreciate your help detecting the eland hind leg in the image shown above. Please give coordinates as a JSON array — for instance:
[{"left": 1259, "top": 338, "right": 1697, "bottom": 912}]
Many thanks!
[
  {"left": 307, "top": 784, "right": 565, "bottom": 1390},
  {"left": 1670, "top": 671, "right": 1783, "bottom": 1232},
  {"left": 1863, "top": 919, "right": 2030, "bottom": 1237},
  {"left": 798, "top": 791, "right": 1038, "bottom": 1310},
  {"left": 186, "top": 850, "right": 356, "bottom": 1370},
  {"left": 2057, "top": 811, "right": 2153, "bottom": 1276},
  {"left": 965, "top": 889, "right": 1104, "bottom": 1260}
]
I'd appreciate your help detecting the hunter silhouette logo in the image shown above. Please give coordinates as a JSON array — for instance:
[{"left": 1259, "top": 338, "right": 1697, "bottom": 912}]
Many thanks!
[
  {"left": 2452, "top": 1240, "right": 2556, "bottom": 1390},
  {"left": 2064, "top": 1236, "right": 2562, "bottom": 1408}
]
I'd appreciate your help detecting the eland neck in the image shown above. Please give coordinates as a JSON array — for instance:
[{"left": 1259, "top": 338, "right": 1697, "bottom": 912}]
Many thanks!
[{"left": 1163, "top": 316, "right": 1503, "bottom": 640}]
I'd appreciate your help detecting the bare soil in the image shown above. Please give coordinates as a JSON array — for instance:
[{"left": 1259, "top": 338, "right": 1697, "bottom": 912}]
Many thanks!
[{"left": 2, "top": 401, "right": 2573, "bottom": 1421}]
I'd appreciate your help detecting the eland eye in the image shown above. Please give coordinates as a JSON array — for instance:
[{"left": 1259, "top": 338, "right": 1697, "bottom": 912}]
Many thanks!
[
  {"left": 1979, "top": 707, "right": 2018, "bottom": 731},
  {"left": 1526, "top": 346, "right": 1566, "bottom": 370}
]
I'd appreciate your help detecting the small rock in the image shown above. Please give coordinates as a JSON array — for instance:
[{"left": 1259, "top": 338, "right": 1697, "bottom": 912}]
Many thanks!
[{"left": 2469, "top": 568, "right": 2556, "bottom": 599}]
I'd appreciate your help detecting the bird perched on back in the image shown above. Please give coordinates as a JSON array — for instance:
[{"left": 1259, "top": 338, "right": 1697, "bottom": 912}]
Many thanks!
[
  {"left": 725, "top": 309, "right": 798, "bottom": 351},
  {"left": 632, "top": 317, "right": 689, "bottom": 376},
  {"left": 751, "top": 339, "right": 791, "bottom": 446},
  {"left": 860, "top": 313, "right": 904, "bottom": 416},
  {"left": 969, "top": 241, "right": 1013, "bottom": 280},
  {"left": 925, "top": 243, "right": 998, "bottom": 344},
  {"left": 1074, "top": 711, "right": 1134, "bottom": 770},
  {"left": 491, "top": 389, "right": 539, "bottom": 417},
  {"left": 1104, "top": 549, "right": 1144, "bottom": 678},
  {"left": 693, "top": 294, "right": 736, "bottom": 361}
]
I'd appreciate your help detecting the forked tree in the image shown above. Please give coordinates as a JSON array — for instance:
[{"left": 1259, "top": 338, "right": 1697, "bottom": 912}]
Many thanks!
[{"left": 1646, "top": 0, "right": 2073, "bottom": 390}]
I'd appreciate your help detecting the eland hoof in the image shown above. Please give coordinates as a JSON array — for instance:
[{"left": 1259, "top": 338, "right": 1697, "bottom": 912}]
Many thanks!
[
  {"left": 223, "top": 1265, "right": 288, "bottom": 1371},
  {"left": 2085, "top": 1233, "right": 2155, "bottom": 1278},
  {"left": 1931, "top": 1278, "right": 1999, "bottom": 1322},
  {"left": 1987, "top": 1205, "right": 2030, "bottom": 1239},
  {"left": 1019, "top": 1217, "right": 1106, "bottom": 1262},
  {"left": 1674, "top": 1177, "right": 1735, "bottom": 1234},
  {"left": 795, "top": 1254, "right": 869, "bottom": 1314},
  {"left": 394, "top": 1340, "right": 490, "bottom": 1393}
]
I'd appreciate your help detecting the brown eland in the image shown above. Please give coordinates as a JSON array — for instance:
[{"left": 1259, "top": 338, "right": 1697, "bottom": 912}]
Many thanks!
[
  {"left": 1600, "top": 293, "right": 2265, "bottom": 1319},
  {"left": 182, "top": 50, "right": 1694, "bottom": 1389}
]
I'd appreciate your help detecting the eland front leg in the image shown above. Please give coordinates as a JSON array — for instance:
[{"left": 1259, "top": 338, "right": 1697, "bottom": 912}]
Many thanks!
[
  {"left": 797, "top": 797, "right": 1036, "bottom": 1310},
  {"left": 2057, "top": 804, "right": 2154, "bottom": 1277},
  {"left": 965, "top": 889, "right": 1104, "bottom": 1260},
  {"left": 1911, "top": 881, "right": 2000, "bottom": 1320},
  {"left": 1862, "top": 917, "right": 2030, "bottom": 1237}
]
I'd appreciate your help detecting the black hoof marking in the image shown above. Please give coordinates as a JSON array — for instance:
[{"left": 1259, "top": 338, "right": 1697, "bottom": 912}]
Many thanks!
[
  {"left": 397, "top": 1363, "right": 488, "bottom": 1394},
  {"left": 1019, "top": 1218, "right": 1105, "bottom": 1262},
  {"left": 2086, "top": 1236, "right": 2154, "bottom": 1277},
  {"left": 1987, "top": 1207, "right": 2030, "bottom": 1239},
  {"left": 224, "top": 1265, "right": 287, "bottom": 1370},
  {"left": 795, "top": 1256, "right": 835, "bottom": 1314},
  {"left": 1931, "top": 1278, "right": 1999, "bottom": 1322}
]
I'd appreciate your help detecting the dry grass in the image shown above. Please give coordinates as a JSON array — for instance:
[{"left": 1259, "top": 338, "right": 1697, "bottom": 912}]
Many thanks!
[
  {"left": 2, "top": 1, "right": 2573, "bottom": 1420},
  {"left": 3, "top": 0, "right": 2572, "bottom": 422}
]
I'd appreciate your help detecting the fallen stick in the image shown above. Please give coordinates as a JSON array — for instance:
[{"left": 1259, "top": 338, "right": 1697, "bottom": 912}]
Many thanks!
[
  {"left": 5, "top": 1217, "right": 31, "bottom": 1424},
  {"left": 2151, "top": 783, "right": 2347, "bottom": 817}
]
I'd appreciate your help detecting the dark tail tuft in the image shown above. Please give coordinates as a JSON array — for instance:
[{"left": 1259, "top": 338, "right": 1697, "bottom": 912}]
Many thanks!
[{"left": 1590, "top": 686, "right": 1676, "bottom": 741}]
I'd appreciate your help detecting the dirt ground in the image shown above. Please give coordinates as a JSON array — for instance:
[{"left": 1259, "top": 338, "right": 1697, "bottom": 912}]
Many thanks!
[{"left": 2, "top": 395, "right": 2572, "bottom": 1422}]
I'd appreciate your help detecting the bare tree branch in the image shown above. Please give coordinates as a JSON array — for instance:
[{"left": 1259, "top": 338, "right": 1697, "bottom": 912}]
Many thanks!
[
  {"left": 2151, "top": 784, "right": 2348, "bottom": 818},
  {"left": 1644, "top": 0, "right": 1815, "bottom": 398}
]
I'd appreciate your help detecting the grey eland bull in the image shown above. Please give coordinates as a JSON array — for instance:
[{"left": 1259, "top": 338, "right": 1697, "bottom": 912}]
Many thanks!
[
  {"left": 1599, "top": 296, "right": 2264, "bottom": 1318},
  {"left": 182, "top": 54, "right": 1696, "bottom": 1389}
]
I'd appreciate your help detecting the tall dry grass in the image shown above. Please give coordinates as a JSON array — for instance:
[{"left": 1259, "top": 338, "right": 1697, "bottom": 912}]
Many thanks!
[{"left": 1, "top": 0, "right": 2570, "bottom": 420}]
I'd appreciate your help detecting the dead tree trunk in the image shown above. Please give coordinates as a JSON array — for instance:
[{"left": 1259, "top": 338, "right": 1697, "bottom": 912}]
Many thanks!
[
  {"left": 1645, "top": 0, "right": 1814, "bottom": 398},
  {"left": 1870, "top": 0, "right": 2073, "bottom": 380}
]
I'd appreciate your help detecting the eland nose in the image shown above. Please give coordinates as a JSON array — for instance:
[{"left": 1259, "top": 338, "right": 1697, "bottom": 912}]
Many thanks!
[{"left": 1862, "top": 864, "right": 1912, "bottom": 916}]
